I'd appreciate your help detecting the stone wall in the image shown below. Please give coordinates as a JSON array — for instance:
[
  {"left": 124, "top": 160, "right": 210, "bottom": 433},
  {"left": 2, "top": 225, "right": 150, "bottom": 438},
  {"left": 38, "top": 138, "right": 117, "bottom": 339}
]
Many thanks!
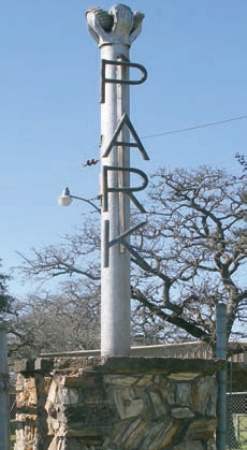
[{"left": 15, "top": 357, "right": 223, "bottom": 450}]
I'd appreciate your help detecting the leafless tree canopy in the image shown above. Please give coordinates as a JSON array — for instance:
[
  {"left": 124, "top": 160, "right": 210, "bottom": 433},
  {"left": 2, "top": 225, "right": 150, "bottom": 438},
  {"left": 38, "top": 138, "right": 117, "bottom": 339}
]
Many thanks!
[
  {"left": 0, "top": 261, "right": 15, "bottom": 321},
  {"left": 9, "top": 284, "right": 100, "bottom": 358},
  {"left": 235, "top": 152, "right": 247, "bottom": 173},
  {"left": 131, "top": 166, "right": 246, "bottom": 348},
  {"left": 16, "top": 165, "right": 247, "bottom": 355}
]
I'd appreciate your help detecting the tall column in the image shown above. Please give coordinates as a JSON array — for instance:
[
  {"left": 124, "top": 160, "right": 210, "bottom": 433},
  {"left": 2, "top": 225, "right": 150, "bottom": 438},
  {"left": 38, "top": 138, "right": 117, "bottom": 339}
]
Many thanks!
[
  {"left": 216, "top": 303, "right": 227, "bottom": 450},
  {"left": 0, "top": 323, "right": 9, "bottom": 450},
  {"left": 86, "top": 5, "right": 144, "bottom": 357}
]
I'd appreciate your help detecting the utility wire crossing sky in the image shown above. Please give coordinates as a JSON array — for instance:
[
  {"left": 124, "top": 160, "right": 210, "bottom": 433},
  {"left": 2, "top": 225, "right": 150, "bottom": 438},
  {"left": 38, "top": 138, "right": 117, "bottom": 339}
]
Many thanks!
[{"left": 141, "top": 113, "right": 247, "bottom": 139}]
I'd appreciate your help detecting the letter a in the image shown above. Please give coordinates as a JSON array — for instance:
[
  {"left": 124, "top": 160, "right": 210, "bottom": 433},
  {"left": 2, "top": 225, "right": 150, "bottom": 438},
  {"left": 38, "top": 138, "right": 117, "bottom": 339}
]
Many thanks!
[{"left": 102, "top": 113, "right": 150, "bottom": 160}]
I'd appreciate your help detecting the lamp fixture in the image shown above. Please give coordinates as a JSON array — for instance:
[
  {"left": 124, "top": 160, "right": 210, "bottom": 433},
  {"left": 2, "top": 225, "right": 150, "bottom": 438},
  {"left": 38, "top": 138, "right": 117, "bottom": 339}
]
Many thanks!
[
  {"left": 58, "top": 187, "right": 73, "bottom": 207},
  {"left": 58, "top": 187, "right": 100, "bottom": 212}
]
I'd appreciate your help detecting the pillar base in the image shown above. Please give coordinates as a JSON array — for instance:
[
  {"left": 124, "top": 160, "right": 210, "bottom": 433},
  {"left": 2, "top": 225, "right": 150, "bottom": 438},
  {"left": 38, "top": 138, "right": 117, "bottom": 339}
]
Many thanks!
[{"left": 15, "top": 356, "right": 223, "bottom": 450}]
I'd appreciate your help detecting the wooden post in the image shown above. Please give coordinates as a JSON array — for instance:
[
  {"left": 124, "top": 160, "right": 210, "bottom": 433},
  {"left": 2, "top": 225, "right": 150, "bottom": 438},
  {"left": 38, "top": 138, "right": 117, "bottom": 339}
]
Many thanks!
[{"left": 0, "top": 323, "right": 9, "bottom": 450}]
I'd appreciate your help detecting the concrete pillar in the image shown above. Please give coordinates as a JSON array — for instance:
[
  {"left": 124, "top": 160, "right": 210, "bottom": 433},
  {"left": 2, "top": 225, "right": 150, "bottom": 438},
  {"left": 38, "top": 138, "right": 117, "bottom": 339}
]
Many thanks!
[
  {"left": 86, "top": 5, "right": 144, "bottom": 357},
  {"left": 0, "top": 323, "right": 9, "bottom": 450}
]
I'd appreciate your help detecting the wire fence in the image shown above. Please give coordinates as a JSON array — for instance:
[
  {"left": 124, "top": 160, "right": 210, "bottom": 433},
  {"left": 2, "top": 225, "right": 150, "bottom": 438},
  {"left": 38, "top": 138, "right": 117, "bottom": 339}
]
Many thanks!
[
  {"left": 227, "top": 354, "right": 247, "bottom": 449},
  {"left": 226, "top": 392, "right": 247, "bottom": 449}
]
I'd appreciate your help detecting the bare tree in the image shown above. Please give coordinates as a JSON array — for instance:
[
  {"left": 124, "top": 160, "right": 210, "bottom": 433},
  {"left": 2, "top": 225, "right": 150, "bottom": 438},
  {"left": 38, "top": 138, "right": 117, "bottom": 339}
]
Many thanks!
[
  {"left": 19, "top": 219, "right": 101, "bottom": 283},
  {"left": 131, "top": 166, "right": 246, "bottom": 351},
  {"left": 10, "top": 283, "right": 100, "bottom": 358},
  {"left": 18, "top": 165, "right": 247, "bottom": 354},
  {"left": 0, "top": 261, "right": 15, "bottom": 321},
  {"left": 235, "top": 152, "right": 247, "bottom": 173}
]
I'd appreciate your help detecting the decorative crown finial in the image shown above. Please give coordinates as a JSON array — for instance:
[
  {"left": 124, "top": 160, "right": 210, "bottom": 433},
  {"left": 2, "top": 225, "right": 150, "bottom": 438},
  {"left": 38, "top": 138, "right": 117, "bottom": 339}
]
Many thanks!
[{"left": 85, "top": 4, "right": 144, "bottom": 47}]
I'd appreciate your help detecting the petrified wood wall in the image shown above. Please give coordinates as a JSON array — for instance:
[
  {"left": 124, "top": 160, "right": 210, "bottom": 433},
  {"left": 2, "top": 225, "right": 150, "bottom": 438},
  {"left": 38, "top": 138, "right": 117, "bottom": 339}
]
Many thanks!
[{"left": 15, "top": 357, "right": 223, "bottom": 450}]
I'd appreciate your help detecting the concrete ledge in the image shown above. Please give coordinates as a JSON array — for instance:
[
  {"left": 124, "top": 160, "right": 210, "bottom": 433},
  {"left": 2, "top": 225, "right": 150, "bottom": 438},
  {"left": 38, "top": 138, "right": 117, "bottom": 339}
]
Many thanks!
[{"left": 97, "top": 357, "right": 224, "bottom": 376}]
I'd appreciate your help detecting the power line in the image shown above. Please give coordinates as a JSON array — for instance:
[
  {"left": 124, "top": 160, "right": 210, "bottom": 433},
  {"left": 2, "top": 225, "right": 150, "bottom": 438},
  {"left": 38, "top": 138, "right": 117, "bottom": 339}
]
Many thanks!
[
  {"left": 87, "top": 113, "right": 247, "bottom": 161},
  {"left": 141, "top": 114, "right": 247, "bottom": 140}
]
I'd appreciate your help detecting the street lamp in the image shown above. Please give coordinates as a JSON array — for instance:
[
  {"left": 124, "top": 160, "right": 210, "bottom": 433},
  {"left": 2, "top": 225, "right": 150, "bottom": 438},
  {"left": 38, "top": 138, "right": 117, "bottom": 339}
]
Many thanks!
[
  {"left": 58, "top": 187, "right": 100, "bottom": 212},
  {"left": 58, "top": 187, "right": 73, "bottom": 207}
]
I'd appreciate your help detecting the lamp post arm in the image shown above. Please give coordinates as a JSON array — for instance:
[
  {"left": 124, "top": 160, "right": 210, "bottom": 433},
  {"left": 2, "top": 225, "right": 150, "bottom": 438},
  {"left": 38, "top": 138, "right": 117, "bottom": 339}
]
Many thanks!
[{"left": 70, "top": 195, "right": 101, "bottom": 213}]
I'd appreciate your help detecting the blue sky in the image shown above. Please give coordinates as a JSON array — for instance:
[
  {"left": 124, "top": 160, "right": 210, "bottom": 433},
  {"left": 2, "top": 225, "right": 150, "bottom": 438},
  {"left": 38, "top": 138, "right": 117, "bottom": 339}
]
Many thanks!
[{"left": 1, "top": 0, "right": 247, "bottom": 295}]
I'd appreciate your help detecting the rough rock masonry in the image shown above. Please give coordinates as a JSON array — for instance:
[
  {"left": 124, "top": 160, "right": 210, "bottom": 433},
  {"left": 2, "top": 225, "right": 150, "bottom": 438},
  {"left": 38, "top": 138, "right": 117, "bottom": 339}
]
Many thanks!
[{"left": 14, "top": 357, "right": 223, "bottom": 450}]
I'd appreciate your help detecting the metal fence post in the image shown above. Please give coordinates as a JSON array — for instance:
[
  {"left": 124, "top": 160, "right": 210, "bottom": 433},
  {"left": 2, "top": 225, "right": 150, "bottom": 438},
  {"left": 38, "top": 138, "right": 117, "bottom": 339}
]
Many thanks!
[
  {"left": 216, "top": 303, "right": 227, "bottom": 450},
  {"left": 0, "top": 322, "right": 9, "bottom": 450}
]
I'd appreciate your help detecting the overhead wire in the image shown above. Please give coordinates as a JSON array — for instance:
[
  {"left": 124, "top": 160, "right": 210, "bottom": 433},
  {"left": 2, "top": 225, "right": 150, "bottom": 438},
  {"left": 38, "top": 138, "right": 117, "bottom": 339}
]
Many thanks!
[
  {"left": 83, "top": 113, "right": 247, "bottom": 166},
  {"left": 141, "top": 113, "right": 247, "bottom": 140}
]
